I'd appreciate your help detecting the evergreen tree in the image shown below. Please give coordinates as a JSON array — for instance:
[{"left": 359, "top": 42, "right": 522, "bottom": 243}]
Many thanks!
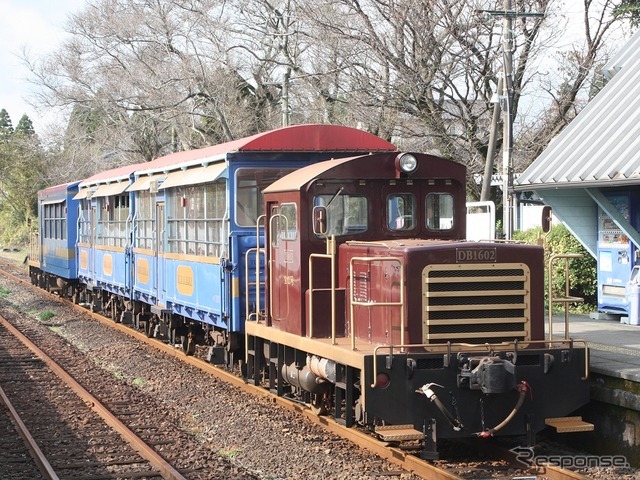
[
  {"left": 0, "top": 110, "right": 44, "bottom": 244},
  {"left": 0, "top": 109, "right": 14, "bottom": 143},
  {"left": 614, "top": 0, "right": 640, "bottom": 26},
  {"left": 14, "top": 114, "right": 35, "bottom": 137}
]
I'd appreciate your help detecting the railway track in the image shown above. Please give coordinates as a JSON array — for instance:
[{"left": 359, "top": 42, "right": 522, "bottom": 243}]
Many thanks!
[
  {"left": 0, "top": 314, "right": 185, "bottom": 480},
  {"left": 0, "top": 257, "right": 592, "bottom": 480},
  {"left": 0, "top": 382, "right": 49, "bottom": 480}
]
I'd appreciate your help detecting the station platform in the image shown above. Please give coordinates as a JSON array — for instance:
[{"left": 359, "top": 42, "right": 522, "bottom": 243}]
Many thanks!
[
  {"left": 550, "top": 313, "right": 640, "bottom": 466},
  {"left": 552, "top": 313, "right": 640, "bottom": 383}
]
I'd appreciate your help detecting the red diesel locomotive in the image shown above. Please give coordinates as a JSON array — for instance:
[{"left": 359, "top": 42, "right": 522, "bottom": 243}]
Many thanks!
[{"left": 244, "top": 150, "right": 590, "bottom": 457}]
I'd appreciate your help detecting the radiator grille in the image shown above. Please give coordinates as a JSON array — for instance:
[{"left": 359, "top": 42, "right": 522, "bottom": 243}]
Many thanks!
[{"left": 422, "top": 263, "right": 531, "bottom": 344}]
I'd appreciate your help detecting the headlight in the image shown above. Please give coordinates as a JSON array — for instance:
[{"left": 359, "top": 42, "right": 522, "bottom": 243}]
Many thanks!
[{"left": 396, "top": 153, "right": 418, "bottom": 173}]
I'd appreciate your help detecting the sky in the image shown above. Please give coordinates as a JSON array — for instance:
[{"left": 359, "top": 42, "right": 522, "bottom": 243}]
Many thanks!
[{"left": 0, "top": 0, "right": 86, "bottom": 134}]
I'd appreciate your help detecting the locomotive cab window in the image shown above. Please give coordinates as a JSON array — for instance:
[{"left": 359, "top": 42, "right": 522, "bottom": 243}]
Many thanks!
[
  {"left": 314, "top": 192, "right": 368, "bottom": 237},
  {"left": 387, "top": 193, "right": 416, "bottom": 231},
  {"left": 271, "top": 203, "right": 297, "bottom": 246},
  {"left": 426, "top": 193, "right": 454, "bottom": 231}
]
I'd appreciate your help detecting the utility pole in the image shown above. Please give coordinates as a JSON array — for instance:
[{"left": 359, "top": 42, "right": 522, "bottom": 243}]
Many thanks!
[
  {"left": 479, "top": 3, "right": 544, "bottom": 239},
  {"left": 282, "top": 68, "right": 291, "bottom": 127},
  {"left": 502, "top": 0, "right": 514, "bottom": 239},
  {"left": 481, "top": 77, "right": 502, "bottom": 202}
]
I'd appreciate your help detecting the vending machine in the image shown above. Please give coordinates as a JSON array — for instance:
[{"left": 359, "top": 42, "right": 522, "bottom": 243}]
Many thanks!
[{"left": 596, "top": 194, "right": 634, "bottom": 314}]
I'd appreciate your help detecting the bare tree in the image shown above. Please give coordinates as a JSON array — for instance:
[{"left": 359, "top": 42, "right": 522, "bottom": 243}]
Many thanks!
[
  {"left": 298, "top": 0, "right": 555, "bottom": 192},
  {"left": 26, "top": 0, "right": 252, "bottom": 167},
  {"left": 22, "top": 0, "right": 634, "bottom": 190},
  {"left": 518, "top": 0, "right": 631, "bottom": 166}
]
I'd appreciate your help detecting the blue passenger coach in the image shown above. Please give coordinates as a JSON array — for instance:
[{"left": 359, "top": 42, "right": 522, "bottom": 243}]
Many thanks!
[
  {"left": 127, "top": 125, "right": 397, "bottom": 359},
  {"left": 74, "top": 163, "right": 144, "bottom": 317},
  {"left": 29, "top": 182, "right": 80, "bottom": 293},
  {"left": 31, "top": 125, "right": 397, "bottom": 363}
]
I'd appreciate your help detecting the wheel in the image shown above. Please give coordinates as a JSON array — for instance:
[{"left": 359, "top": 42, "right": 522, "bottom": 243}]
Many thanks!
[
  {"left": 310, "top": 394, "right": 327, "bottom": 416},
  {"left": 145, "top": 320, "right": 155, "bottom": 338},
  {"left": 181, "top": 334, "right": 196, "bottom": 356}
]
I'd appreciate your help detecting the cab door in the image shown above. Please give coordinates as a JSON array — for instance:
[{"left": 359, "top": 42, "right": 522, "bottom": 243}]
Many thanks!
[{"left": 268, "top": 202, "right": 301, "bottom": 334}]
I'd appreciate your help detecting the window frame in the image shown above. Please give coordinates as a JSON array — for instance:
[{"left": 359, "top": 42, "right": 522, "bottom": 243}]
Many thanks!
[
  {"left": 313, "top": 192, "right": 369, "bottom": 238},
  {"left": 426, "top": 192, "right": 455, "bottom": 231},
  {"left": 386, "top": 192, "right": 417, "bottom": 232}
]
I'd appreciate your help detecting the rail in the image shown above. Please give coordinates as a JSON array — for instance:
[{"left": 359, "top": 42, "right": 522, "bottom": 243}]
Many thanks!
[
  {"left": 0, "top": 314, "right": 187, "bottom": 480},
  {"left": 548, "top": 254, "right": 584, "bottom": 341},
  {"left": 349, "top": 256, "right": 404, "bottom": 351},
  {"left": 370, "top": 338, "right": 590, "bottom": 388},
  {"left": 0, "top": 384, "right": 59, "bottom": 479}
]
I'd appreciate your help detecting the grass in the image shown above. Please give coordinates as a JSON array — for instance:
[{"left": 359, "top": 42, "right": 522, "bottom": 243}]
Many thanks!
[
  {"left": 0, "top": 247, "right": 29, "bottom": 267},
  {"left": 39, "top": 310, "right": 56, "bottom": 321},
  {"left": 219, "top": 448, "right": 241, "bottom": 461},
  {"left": 0, "top": 286, "right": 10, "bottom": 299}
]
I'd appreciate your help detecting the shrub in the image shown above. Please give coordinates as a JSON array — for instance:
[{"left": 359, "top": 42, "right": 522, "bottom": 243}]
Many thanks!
[{"left": 513, "top": 224, "right": 597, "bottom": 312}]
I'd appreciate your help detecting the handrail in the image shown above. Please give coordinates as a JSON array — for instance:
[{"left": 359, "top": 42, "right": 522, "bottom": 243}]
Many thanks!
[
  {"left": 245, "top": 215, "right": 265, "bottom": 366},
  {"left": 349, "top": 256, "right": 404, "bottom": 352},
  {"left": 476, "top": 238, "right": 524, "bottom": 244},
  {"left": 345, "top": 240, "right": 393, "bottom": 249},
  {"left": 370, "top": 338, "right": 589, "bottom": 388},
  {"left": 244, "top": 214, "right": 266, "bottom": 324},
  {"left": 244, "top": 247, "right": 265, "bottom": 322},
  {"left": 547, "top": 253, "right": 584, "bottom": 340},
  {"left": 268, "top": 213, "right": 285, "bottom": 322}
]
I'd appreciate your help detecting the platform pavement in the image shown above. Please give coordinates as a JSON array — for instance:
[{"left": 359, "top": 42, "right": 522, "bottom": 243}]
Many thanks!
[{"left": 551, "top": 312, "right": 640, "bottom": 383}]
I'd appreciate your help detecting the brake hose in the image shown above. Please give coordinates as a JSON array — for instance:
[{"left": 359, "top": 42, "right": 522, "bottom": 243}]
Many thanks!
[
  {"left": 416, "top": 383, "right": 464, "bottom": 432},
  {"left": 477, "top": 380, "right": 532, "bottom": 438}
]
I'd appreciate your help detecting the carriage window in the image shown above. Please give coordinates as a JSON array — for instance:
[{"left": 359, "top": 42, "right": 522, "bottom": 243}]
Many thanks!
[
  {"left": 387, "top": 194, "right": 416, "bottom": 231},
  {"left": 79, "top": 199, "right": 92, "bottom": 244},
  {"left": 426, "top": 193, "right": 454, "bottom": 231},
  {"left": 42, "top": 201, "right": 66, "bottom": 240},
  {"left": 96, "top": 194, "right": 130, "bottom": 247},
  {"left": 235, "top": 167, "right": 297, "bottom": 226},
  {"left": 135, "top": 191, "right": 155, "bottom": 250},
  {"left": 167, "top": 180, "right": 226, "bottom": 256},
  {"left": 314, "top": 193, "right": 368, "bottom": 237}
]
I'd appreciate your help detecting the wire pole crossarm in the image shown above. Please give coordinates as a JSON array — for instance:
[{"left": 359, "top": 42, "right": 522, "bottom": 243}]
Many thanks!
[{"left": 477, "top": 10, "right": 545, "bottom": 17}]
